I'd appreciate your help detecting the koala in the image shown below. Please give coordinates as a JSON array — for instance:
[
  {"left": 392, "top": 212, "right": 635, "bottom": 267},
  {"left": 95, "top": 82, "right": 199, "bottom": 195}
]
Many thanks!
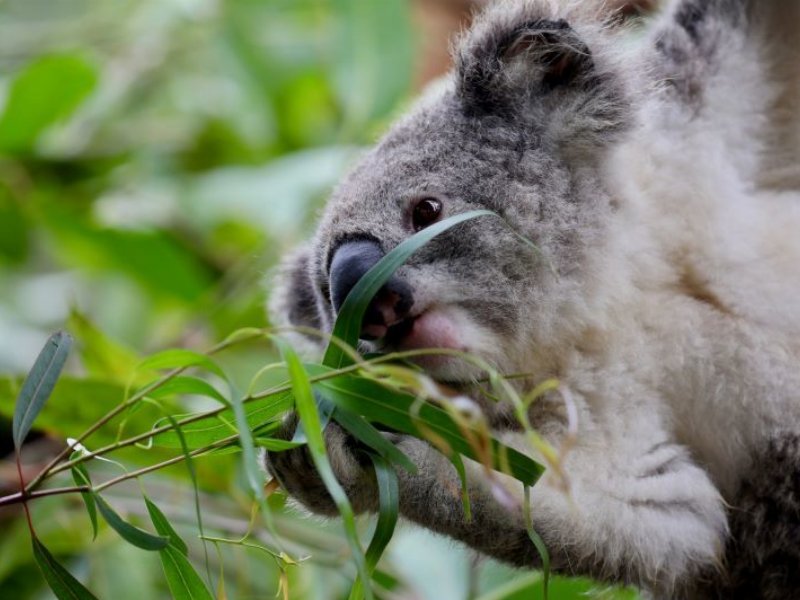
[{"left": 265, "top": 0, "right": 800, "bottom": 597}]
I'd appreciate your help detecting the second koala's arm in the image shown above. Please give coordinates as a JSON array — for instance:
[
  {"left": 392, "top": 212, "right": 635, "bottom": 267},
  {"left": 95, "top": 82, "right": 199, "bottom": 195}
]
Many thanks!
[{"left": 267, "top": 398, "right": 726, "bottom": 592}]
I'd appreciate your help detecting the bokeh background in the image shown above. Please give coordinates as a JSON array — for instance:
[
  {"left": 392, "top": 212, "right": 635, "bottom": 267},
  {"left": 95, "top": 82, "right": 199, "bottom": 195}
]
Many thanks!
[{"left": 0, "top": 1, "right": 640, "bottom": 598}]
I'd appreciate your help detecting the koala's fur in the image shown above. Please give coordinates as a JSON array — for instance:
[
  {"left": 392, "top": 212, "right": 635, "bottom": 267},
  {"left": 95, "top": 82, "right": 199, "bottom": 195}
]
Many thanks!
[{"left": 266, "top": 1, "right": 800, "bottom": 597}]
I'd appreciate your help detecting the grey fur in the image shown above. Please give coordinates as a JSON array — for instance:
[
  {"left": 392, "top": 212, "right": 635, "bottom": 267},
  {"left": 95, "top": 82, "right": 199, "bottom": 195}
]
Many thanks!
[{"left": 265, "top": 1, "right": 800, "bottom": 597}]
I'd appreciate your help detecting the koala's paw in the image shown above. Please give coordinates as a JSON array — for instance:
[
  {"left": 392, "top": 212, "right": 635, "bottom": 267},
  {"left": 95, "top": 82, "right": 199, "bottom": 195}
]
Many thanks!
[{"left": 264, "top": 415, "right": 378, "bottom": 516}]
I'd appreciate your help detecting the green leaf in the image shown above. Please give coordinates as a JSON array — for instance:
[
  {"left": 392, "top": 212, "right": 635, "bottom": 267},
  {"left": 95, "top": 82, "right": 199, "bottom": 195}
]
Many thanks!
[
  {"left": 145, "top": 496, "right": 188, "bottom": 556},
  {"left": 69, "top": 455, "right": 98, "bottom": 541},
  {"left": 0, "top": 53, "right": 97, "bottom": 153},
  {"left": 524, "top": 485, "right": 550, "bottom": 600},
  {"left": 229, "top": 366, "right": 282, "bottom": 540},
  {"left": 323, "top": 210, "right": 494, "bottom": 369},
  {"left": 451, "top": 453, "right": 472, "bottom": 522},
  {"left": 151, "top": 391, "right": 293, "bottom": 448},
  {"left": 253, "top": 437, "right": 304, "bottom": 451},
  {"left": 67, "top": 310, "right": 141, "bottom": 382},
  {"left": 93, "top": 494, "right": 169, "bottom": 551},
  {"left": 136, "top": 349, "right": 226, "bottom": 381},
  {"left": 230, "top": 384, "right": 266, "bottom": 503},
  {"left": 320, "top": 396, "right": 416, "bottom": 474},
  {"left": 146, "top": 376, "right": 230, "bottom": 408},
  {"left": 0, "top": 376, "right": 160, "bottom": 450},
  {"left": 157, "top": 545, "right": 215, "bottom": 600},
  {"left": 32, "top": 537, "right": 99, "bottom": 600},
  {"left": 42, "top": 209, "right": 214, "bottom": 303},
  {"left": 315, "top": 373, "right": 543, "bottom": 487},
  {"left": 282, "top": 345, "right": 371, "bottom": 600},
  {"left": 349, "top": 454, "right": 400, "bottom": 600},
  {"left": 13, "top": 331, "right": 73, "bottom": 450}
]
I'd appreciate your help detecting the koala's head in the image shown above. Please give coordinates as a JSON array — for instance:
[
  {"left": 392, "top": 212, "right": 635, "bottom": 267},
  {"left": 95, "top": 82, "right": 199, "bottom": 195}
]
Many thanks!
[{"left": 271, "top": 1, "right": 634, "bottom": 382}]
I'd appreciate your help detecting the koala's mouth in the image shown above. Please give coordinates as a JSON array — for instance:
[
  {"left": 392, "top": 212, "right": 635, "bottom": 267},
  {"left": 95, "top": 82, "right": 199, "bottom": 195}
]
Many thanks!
[
  {"left": 374, "top": 308, "right": 463, "bottom": 355},
  {"left": 382, "top": 315, "right": 418, "bottom": 347}
]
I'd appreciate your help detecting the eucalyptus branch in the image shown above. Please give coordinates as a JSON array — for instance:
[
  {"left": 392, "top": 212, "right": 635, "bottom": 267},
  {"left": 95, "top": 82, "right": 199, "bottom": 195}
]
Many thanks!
[
  {"left": 22, "top": 345, "right": 533, "bottom": 500},
  {"left": 0, "top": 485, "right": 91, "bottom": 508},
  {"left": 0, "top": 434, "right": 240, "bottom": 508},
  {"left": 24, "top": 332, "right": 265, "bottom": 494}
]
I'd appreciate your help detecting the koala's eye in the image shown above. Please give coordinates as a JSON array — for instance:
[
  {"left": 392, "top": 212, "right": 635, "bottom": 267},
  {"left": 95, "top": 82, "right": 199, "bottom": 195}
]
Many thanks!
[{"left": 411, "top": 197, "right": 442, "bottom": 232}]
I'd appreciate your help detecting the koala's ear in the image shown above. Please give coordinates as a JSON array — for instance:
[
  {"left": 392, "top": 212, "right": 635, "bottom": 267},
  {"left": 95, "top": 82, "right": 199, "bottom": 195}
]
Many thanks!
[
  {"left": 267, "top": 246, "right": 330, "bottom": 357},
  {"left": 455, "top": 9, "right": 627, "bottom": 152}
]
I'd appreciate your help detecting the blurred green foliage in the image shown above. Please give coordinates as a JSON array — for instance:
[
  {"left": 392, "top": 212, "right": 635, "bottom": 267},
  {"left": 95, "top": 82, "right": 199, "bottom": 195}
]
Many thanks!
[{"left": 0, "top": 1, "right": 639, "bottom": 599}]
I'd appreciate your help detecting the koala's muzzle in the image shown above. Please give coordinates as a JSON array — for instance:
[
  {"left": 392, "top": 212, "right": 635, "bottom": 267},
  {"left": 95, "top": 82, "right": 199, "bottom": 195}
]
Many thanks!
[{"left": 329, "top": 239, "right": 414, "bottom": 340}]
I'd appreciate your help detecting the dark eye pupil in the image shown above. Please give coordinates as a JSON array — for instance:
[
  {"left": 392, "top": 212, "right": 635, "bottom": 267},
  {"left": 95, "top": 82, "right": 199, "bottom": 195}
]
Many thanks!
[{"left": 412, "top": 198, "right": 442, "bottom": 231}]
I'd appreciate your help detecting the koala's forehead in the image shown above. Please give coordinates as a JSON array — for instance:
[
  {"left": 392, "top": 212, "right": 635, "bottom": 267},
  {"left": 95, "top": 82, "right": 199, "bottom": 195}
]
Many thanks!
[{"left": 317, "top": 94, "right": 545, "bottom": 239}]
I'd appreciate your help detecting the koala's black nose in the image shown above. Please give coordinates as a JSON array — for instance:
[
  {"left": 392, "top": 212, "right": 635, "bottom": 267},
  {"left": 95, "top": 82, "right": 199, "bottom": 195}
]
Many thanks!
[{"left": 329, "top": 239, "right": 414, "bottom": 340}]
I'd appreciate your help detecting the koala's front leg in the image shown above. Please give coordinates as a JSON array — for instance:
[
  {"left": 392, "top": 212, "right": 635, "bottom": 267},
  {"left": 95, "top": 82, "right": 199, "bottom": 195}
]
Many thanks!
[
  {"left": 390, "top": 428, "right": 728, "bottom": 595},
  {"left": 266, "top": 410, "right": 727, "bottom": 594},
  {"left": 264, "top": 415, "right": 379, "bottom": 516}
]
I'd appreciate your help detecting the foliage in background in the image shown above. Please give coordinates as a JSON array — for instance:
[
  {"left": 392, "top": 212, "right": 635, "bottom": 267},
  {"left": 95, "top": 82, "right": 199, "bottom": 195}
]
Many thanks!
[{"left": 0, "top": 1, "right": 640, "bottom": 599}]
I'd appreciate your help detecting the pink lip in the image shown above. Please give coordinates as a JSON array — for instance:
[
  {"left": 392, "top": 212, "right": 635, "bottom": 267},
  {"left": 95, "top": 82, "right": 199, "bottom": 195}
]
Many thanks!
[{"left": 396, "top": 309, "right": 461, "bottom": 351}]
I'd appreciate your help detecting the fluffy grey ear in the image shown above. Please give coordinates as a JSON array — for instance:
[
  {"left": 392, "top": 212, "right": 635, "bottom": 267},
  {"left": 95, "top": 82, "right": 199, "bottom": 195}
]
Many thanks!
[
  {"left": 267, "top": 246, "right": 330, "bottom": 357},
  {"left": 455, "top": 6, "right": 628, "bottom": 153}
]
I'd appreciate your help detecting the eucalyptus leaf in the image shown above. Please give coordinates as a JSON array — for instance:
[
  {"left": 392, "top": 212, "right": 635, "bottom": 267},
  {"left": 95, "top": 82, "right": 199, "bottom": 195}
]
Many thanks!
[
  {"left": 348, "top": 454, "right": 400, "bottom": 600},
  {"left": 146, "top": 376, "right": 230, "bottom": 408},
  {"left": 253, "top": 437, "right": 304, "bottom": 451},
  {"left": 315, "top": 374, "right": 543, "bottom": 487},
  {"left": 69, "top": 454, "right": 98, "bottom": 540},
  {"left": 145, "top": 496, "right": 188, "bottom": 556},
  {"left": 0, "top": 54, "right": 97, "bottom": 153},
  {"left": 282, "top": 344, "right": 371, "bottom": 600},
  {"left": 13, "top": 331, "right": 73, "bottom": 450},
  {"left": 230, "top": 383, "right": 266, "bottom": 501},
  {"left": 32, "top": 537, "right": 99, "bottom": 600},
  {"left": 158, "top": 413, "right": 211, "bottom": 582},
  {"left": 151, "top": 391, "right": 293, "bottom": 449},
  {"left": 320, "top": 395, "right": 416, "bottom": 474},
  {"left": 136, "top": 349, "right": 226, "bottom": 380},
  {"left": 157, "top": 545, "right": 215, "bottom": 600},
  {"left": 94, "top": 494, "right": 169, "bottom": 551}
]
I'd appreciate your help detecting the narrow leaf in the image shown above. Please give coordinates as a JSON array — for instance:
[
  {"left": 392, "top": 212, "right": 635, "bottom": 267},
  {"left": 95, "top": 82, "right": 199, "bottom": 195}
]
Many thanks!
[
  {"left": 158, "top": 545, "right": 215, "bottom": 600},
  {"left": 282, "top": 345, "right": 372, "bottom": 600},
  {"left": 151, "top": 391, "right": 293, "bottom": 449},
  {"left": 525, "top": 485, "right": 551, "bottom": 599},
  {"left": 321, "top": 396, "right": 416, "bottom": 474},
  {"left": 145, "top": 496, "right": 188, "bottom": 556},
  {"left": 32, "top": 537, "right": 99, "bottom": 600},
  {"left": 230, "top": 388, "right": 266, "bottom": 502},
  {"left": 349, "top": 454, "right": 400, "bottom": 600},
  {"left": 253, "top": 438, "right": 304, "bottom": 451},
  {"left": 69, "top": 453, "right": 97, "bottom": 540},
  {"left": 136, "top": 349, "right": 226, "bottom": 380},
  {"left": 315, "top": 373, "right": 543, "bottom": 486},
  {"left": 323, "top": 210, "right": 494, "bottom": 368},
  {"left": 94, "top": 494, "right": 169, "bottom": 550},
  {"left": 159, "top": 413, "right": 212, "bottom": 583},
  {"left": 451, "top": 453, "right": 472, "bottom": 522},
  {"left": 229, "top": 374, "right": 281, "bottom": 542},
  {"left": 146, "top": 376, "right": 230, "bottom": 407},
  {"left": 0, "top": 54, "right": 97, "bottom": 153},
  {"left": 13, "top": 331, "right": 73, "bottom": 450}
]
